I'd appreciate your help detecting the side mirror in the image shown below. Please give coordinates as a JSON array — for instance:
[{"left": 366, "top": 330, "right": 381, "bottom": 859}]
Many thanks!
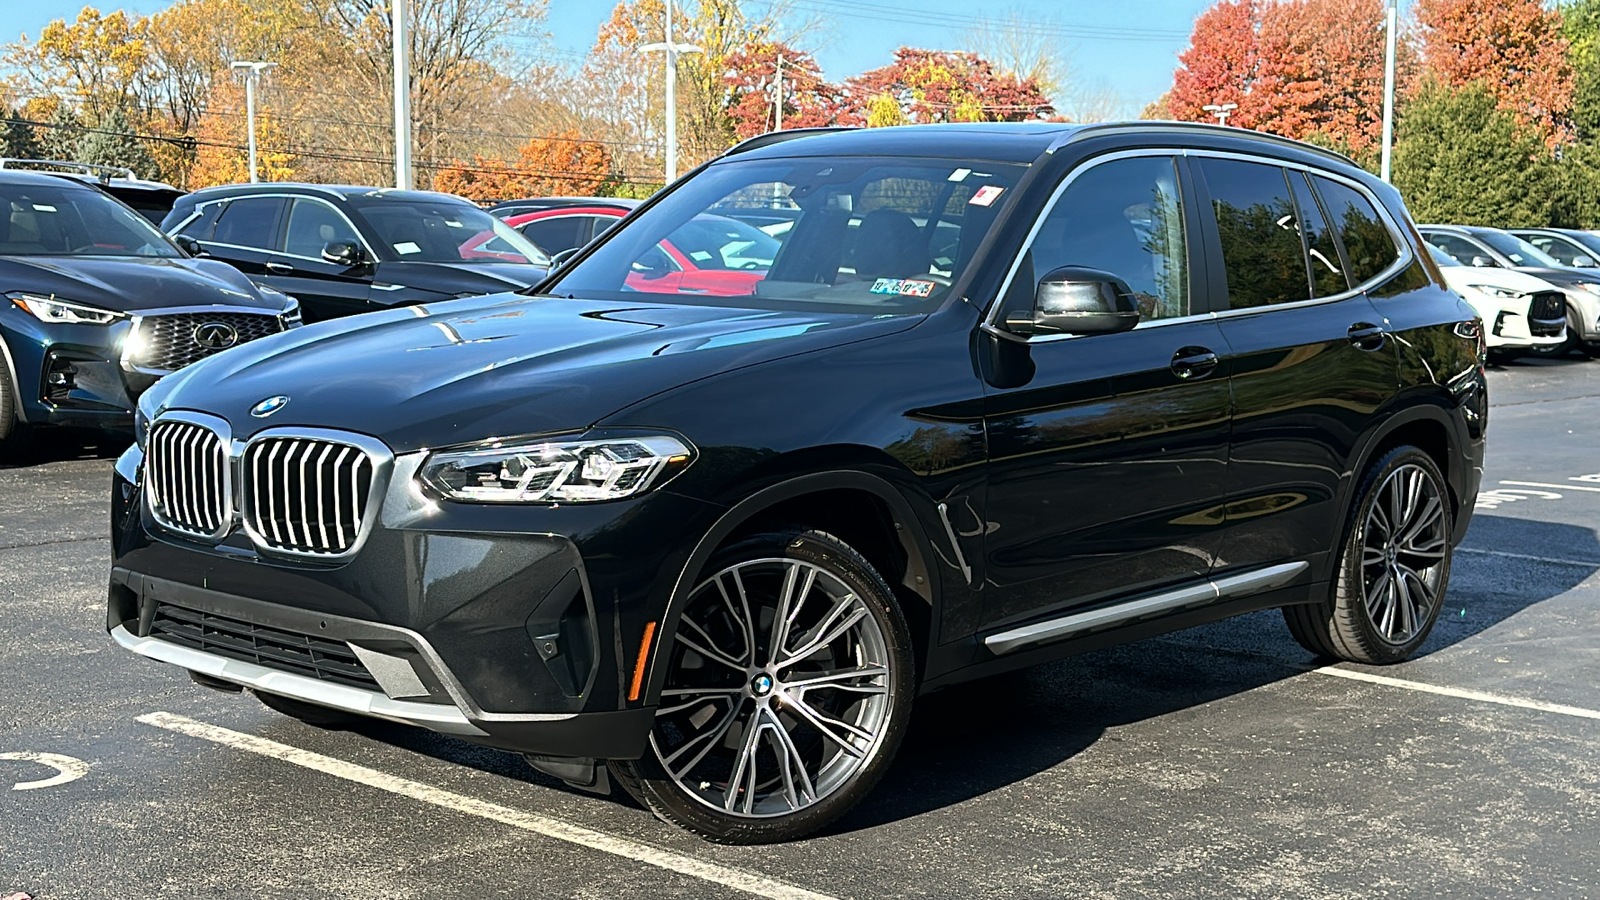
[
  {"left": 173, "top": 235, "right": 204, "bottom": 257},
  {"left": 321, "top": 240, "right": 366, "bottom": 268},
  {"left": 549, "top": 247, "right": 580, "bottom": 269},
  {"left": 1469, "top": 256, "right": 1494, "bottom": 267},
  {"left": 1005, "top": 266, "right": 1141, "bottom": 337}
]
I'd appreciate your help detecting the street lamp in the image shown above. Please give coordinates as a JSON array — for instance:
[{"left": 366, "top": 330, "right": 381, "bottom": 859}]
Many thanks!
[
  {"left": 230, "top": 61, "right": 276, "bottom": 183},
  {"left": 393, "top": 0, "right": 413, "bottom": 190},
  {"left": 1380, "top": 0, "right": 1398, "bottom": 182},
  {"left": 1202, "top": 102, "right": 1238, "bottom": 126},
  {"left": 640, "top": 0, "right": 701, "bottom": 183}
]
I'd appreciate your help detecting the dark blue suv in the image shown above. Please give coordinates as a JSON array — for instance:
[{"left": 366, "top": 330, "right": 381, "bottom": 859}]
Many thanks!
[{"left": 0, "top": 170, "right": 299, "bottom": 460}]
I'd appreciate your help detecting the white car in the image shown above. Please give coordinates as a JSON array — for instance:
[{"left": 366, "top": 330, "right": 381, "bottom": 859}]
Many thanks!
[{"left": 1429, "top": 246, "right": 1568, "bottom": 359}]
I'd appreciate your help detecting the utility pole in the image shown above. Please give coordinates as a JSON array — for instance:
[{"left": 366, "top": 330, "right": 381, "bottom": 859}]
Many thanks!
[
  {"left": 1202, "top": 102, "right": 1238, "bottom": 126},
  {"left": 230, "top": 61, "right": 275, "bottom": 183},
  {"left": 640, "top": 0, "right": 702, "bottom": 183},
  {"left": 393, "top": 0, "right": 413, "bottom": 190},
  {"left": 1380, "top": 0, "right": 1399, "bottom": 182}
]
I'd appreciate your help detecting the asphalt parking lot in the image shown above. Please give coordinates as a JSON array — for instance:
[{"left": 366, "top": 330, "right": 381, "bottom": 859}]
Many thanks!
[{"left": 3, "top": 357, "right": 1599, "bottom": 900}]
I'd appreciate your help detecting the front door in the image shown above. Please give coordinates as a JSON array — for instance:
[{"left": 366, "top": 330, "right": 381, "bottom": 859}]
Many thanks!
[
  {"left": 1192, "top": 158, "right": 1401, "bottom": 575},
  {"left": 980, "top": 154, "right": 1234, "bottom": 630},
  {"left": 260, "top": 197, "right": 374, "bottom": 323}
]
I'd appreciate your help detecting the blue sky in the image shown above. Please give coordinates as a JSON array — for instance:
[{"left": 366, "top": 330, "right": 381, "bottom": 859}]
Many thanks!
[{"left": 15, "top": 0, "right": 1217, "bottom": 112}]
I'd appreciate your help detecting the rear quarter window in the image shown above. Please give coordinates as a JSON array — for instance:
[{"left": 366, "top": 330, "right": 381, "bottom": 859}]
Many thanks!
[{"left": 1311, "top": 176, "right": 1401, "bottom": 286}]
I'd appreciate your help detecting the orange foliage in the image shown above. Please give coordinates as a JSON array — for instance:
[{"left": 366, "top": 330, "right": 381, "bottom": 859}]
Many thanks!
[
  {"left": 433, "top": 131, "right": 612, "bottom": 202},
  {"left": 1416, "top": 0, "right": 1573, "bottom": 140}
]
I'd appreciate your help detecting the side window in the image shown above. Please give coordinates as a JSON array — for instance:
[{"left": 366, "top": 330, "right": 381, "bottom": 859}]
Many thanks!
[
  {"left": 519, "top": 216, "right": 588, "bottom": 255},
  {"left": 174, "top": 202, "right": 223, "bottom": 241},
  {"left": 1426, "top": 233, "right": 1495, "bottom": 267},
  {"left": 1289, "top": 172, "right": 1348, "bottom": 297},
  {"left": 1198, "top": 158, "right": 1308, "bottom": 310},
  {"left": 283, "top": 199, "right": 360, "bottom": 258},
  {"left": 1533, "top": 235, "right": 1592, "bottom": 266},
  {"left": 1311, "top": 176, "right": 1401, "bottom": 284},
  {"left": 211, "top": 197, "right": 286, "bottom": 250},
  {"left": 1024, "top": 155, "right": 1189, "bottom": 320}
]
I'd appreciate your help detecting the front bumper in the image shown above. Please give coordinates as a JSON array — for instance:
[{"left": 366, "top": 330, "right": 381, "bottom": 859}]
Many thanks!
[
  {"left": 109, "top": 442, "right": 722, "bottom": 759},
  {"left": 0, "top": 311, "right": 141, "bottom": 428}
]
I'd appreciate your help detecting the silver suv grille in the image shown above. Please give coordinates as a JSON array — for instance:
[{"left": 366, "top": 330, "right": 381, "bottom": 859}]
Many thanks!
[
  {"left": 130, "top": 312, "right": 285, "bottom": 374},
  {"left": 243, "top": 436, "right": 375, "bottom": 556},
  {"left": 146, "top": 420, "right": 231, "bottom": 539}
]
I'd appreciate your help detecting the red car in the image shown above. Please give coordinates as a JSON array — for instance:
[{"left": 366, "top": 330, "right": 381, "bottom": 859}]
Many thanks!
[{"left": 504, "top": 205, "right": 779, "bottom": 296}]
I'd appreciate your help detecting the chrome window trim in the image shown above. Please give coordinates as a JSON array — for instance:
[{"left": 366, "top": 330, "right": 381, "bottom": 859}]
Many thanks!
[
  {"left": 237, "top": 426, "right": 394, "bottom": 563},
  {"left": 144, "top": 411, "right": 235, "bottom": 542},
  {"left": 982, "top": 146, "right": 1417, "bottom": 342},
  {"left": 120, "top": 306, "right": 288, "bottom": 376}
]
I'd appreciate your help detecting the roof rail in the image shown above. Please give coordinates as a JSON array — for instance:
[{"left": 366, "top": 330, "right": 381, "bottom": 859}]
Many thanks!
[
  {"left": 1060, "top": 121, "right": 1360, "bottom": 168},
  {"left": 0, "top": 158, "right": 138, "bottom": 182},
  {"left": 723, "top": 127, "right": 859, "bottom": 157}
]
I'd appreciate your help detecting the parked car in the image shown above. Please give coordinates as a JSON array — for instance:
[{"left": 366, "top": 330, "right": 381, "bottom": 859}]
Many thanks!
[
  {"left": 0, "top": 170, "right": 298, "bottom": 460},
  {"left": 506, "top": 205, "right": 780, "bottom": 294},
  {"left": 1509, "top": 227, "right": 1600, "bottom": 270},
  {"left": 111, "top": 122, "right": 1484, "bottom": 843},
  {"left": 0, "top": 158, "right": 187, "bottom": 224},
  {"left": 162, "top": 184, "right": 550, "bottom": 323},
  {"left": 1427, "top": 245, "right": 1567, "bottom": 360},
  {"left": 1420, "top": 224, "right": 1600, "bottom": 357},
  {"left": 500, "top": 199, "right": 640, "bottom": 259}
]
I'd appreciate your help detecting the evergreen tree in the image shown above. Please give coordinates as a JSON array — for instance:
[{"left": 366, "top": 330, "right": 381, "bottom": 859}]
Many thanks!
[
  {"left": 39, "top": 104, "right": 85, "bottom": 161},
  {"left": 1392, "top": 80, "right": 1553, "bottom": 227},
  {"left": 77, "top": 106, "right": 156, "bottom": 176},
  {"left": 0, "top": 105, "right": 41, "bottom": 160}
]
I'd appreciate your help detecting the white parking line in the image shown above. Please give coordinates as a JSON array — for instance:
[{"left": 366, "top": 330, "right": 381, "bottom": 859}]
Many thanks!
[
  {"left": 1500, "top": 480, "right": 1600, "bottom": 494},
  {"left": 136, "top": 712, "right": 839, "bottom": 900},
  {"left": 1311, "top": 667, "right": 1600, "bottom": 721},
  {"left": 1456, "top": 547, "right": 1600, "bottom": 567}
]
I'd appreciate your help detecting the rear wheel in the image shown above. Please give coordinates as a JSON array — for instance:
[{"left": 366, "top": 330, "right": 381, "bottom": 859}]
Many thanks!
[
  {"left": 1284, "top": 446, "right": 1452, "bottom": 664},
  {"left": 0, "top": 361, "right": 32, "bottom": 464},
  {"left": 252, "top": 689, "right": 364, "bottom": 728},
  {"left": 610, "top": 528, "right": 914, "bottom": 844}
]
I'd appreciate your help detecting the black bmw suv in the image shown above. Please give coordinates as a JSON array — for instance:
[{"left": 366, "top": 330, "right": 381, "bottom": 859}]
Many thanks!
[
  {"left": 109, "top": 123, "right": 1484, "bottom": 843},
  {"left": 162, "top": 184, "right": 550, "bottom": 323}
]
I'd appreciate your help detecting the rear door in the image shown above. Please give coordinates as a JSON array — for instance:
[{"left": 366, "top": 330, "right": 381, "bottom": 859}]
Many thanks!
[
  {"left": 979, "top": 153, "right": 1235, "bottom": 630},
  {"left": 193, "top": 196, "right": 287, "bottom": 279},
  {"left": 262, "top": 197, "right": 375, "bottom": 323},
  {"left": 1196, "top": 157, "right": 1400, "bottom": 576}
]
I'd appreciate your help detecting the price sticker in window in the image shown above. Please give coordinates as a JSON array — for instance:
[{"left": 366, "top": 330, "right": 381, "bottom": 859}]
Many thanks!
[{"left": 968, "top": 185, "right": 1006, "bottom": 207}]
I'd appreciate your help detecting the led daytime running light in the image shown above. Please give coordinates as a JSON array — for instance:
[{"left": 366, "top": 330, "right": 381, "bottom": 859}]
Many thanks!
[{"left": 420, "top": 434, "right": 694, "bottom": 504}]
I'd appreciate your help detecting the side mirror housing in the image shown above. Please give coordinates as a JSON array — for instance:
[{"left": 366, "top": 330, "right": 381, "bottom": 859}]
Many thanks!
[
  {"left": 1469, "top": 256, "right": 1494, "bottom": 268},
  {"left": 549, "top": 247, "right": 580, "bottom": 269},
  {"left": 1005, "top": 267, "right": 1141, "bottom": 337},
  {"left": 173, "top": 234, "right": 204, "bottom": 257},
  {"left": 322, "top": 240, "right": 366, "bottom": 268}
]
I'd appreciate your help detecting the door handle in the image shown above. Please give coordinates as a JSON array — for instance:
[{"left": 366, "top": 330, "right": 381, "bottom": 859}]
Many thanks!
[
  {"left": 1348, "top": 322, "right": 1387, "bottom": 350},
  {"left": 1171, "top": 346, "right": 1220, "bottom": 379},
  {"left": 265, "top": 261, "right": 293, "bottom": 274}
]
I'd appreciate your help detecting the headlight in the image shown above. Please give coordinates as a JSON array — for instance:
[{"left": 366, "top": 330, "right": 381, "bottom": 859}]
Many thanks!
[
  {"left": 8, "top": 292, "right": 126, "bottom": 325},
  {"left": 134, "top": 388, "right": 162, "bottom": 449},
  {"left": 1462, "top": 284, "right": 1527, "bottom": 301},
  {"left": 419, "top": 433, "right": 694, "bottom": 503},
  {"left": 280, "top": 296, "right": 303, "bottom": 327}
]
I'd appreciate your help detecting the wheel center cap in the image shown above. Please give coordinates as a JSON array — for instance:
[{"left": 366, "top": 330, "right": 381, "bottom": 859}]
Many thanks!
[
  {"left": 750, "top": 673, "right": 775, "bottom": 697},
  {"left": 1387, "top": 545, "right": 1398, "bottom": 565}
]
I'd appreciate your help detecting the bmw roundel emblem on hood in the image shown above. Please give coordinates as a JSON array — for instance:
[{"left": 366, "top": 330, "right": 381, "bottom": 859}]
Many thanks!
[{"left": 250, "top": 395, "right": 290, "bottom": 418}]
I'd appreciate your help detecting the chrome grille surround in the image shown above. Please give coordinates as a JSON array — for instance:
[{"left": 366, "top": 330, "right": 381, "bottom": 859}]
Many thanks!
[
  {"left": 142, "top": 416, "right": 392, "bottom": 562},
  {"left": 145, "top": 412, "right": 234, "bottom": 542},
  {"left": 240, "top": 429, "right": 393, "bottom": 561}
]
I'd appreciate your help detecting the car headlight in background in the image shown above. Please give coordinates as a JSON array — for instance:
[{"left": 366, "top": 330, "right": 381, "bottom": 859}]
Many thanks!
[
  {"left": 420, "top": 433, "right": 694, "bottom": 503},
  {"left": 1574, "top": 282, "right": 1600, "bottom": 296},
  {"left": 8, "top": 292, "right": 127, "bottom": 325},
  {"left": 1462, "top": 285, "right": 1527, "bottom": 301},
  {"left": 279, "top": 295, "right": 303, "bottom": 327}
]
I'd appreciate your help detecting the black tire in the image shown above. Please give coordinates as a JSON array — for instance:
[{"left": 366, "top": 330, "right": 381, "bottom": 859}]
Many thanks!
[
  {"left": 1284, "top": 446, "right": 1452, "bottom": 664},
  {"left": 251, "top": 689, "right": 364, "bottom": 728},
  {"left": 611, "top": 528, "right": 914, "bottom": 844},
  {"left": 0, "top": 361, "right": 32, "bottom": 464}
]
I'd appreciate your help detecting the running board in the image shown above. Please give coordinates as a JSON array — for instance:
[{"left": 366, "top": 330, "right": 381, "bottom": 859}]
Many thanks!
[{"left": 983, "top": 561, "right": 1309, "bottom": 656}]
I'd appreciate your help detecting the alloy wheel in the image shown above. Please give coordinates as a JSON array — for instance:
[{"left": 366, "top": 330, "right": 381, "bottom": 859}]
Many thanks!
[
  {"left": 1359, "top": 463, "right": 1448, "bottom": 644},
  {"left": 652, "top": 557, "right": 893, "bottom": 818}
]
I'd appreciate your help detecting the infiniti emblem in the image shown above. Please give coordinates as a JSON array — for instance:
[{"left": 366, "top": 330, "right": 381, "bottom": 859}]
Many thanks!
[
  {"left": 192, "top": 321, "right": 239, "bottom": 350},
  {"left": 251, "top": 395, "right": 290, "bottom": 418}
]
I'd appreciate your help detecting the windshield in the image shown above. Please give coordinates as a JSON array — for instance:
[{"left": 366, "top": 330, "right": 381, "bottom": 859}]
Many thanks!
[
  {"left": 1476, "top": 231, "right": 1559, "bottom": 267},
  {"left": 1427, "top": 245, "right": 1461, "bottom": 268},
  {"left": 349, "top": 194, "right": 550, "bottom": 266},
  {"left": 544, "top": 156, "right": 1027, "bottom": 312},
  {"left": 0, "top": 181, "right": 181, "bottom": 258}
]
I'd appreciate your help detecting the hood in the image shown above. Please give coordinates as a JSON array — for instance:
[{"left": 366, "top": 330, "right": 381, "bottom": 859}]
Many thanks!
[
  {"left": 373, "top": 260, "right": 548, "bottom": 296},
  {"left": 150, "top": 292, "right": 922, "bottom": 452},
  {"left": 1439, "top": 267, "right": 1564, "bottom": 296},
  {"left": 0, "top": 255, "right": 284, "bottom": 312},
  {"left": 1512, "top": 265, "right": 1600, "bottom": 287}
]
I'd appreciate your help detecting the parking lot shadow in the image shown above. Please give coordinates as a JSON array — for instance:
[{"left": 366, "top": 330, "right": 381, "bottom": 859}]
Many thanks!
[{"left": 0, "top": 427, "right": 125, "bottom": 469}]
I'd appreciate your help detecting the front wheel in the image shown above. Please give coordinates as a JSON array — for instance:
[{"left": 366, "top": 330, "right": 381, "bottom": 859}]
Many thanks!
[
  {"left": 611, "top": 528, "right": 914, "bottom": 843},
  {"left": 1284, "top": 446, "right": 1453, "bottom": 664},
  {"left": 0, "top": 361, "right": 32, "bottom": 464}
]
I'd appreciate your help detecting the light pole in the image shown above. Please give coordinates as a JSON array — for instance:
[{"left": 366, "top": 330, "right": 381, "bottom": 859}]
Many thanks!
[
  {"left": 640, "top": 0, "right": 702, "bottom": 183},
  {"left": 772, "top": 52, "right": 784, "bottom": 132},
  {"left": 1380, "top": 0, "right": 1399, "bottom": 182},
  {"left": 1202, "top": 102, "right": 1238, "bottom": 126},
  {"left": 392, "top": 0, "right": 413, "bottom": 190},
  {"left": 230, "top": 61, "right": 275, "bottom": 183}
]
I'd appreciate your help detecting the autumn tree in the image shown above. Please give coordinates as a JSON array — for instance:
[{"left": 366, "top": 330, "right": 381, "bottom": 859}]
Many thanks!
[
  {"left": 1415, "top": 0, "right": 1573, "bottom": 140},
  {"left": 1252, "top": 0, "right": 1395, "bottom": 155},
  {"left": 1392, "top": 80, "right": 1552, "bottom": 227},
  {"left": 188, "top": 80, "right": 295, "bottom": 187},
  {"left": 843, "top": 48, "right": 1053, "bottom": 125},
  {"left": 433, "top": 131, "right": 612, "bottom": 202},
  {"left": 1169, "top": 0, "right": 1261, "bottom": 127},
  {"left": 723, "top": 42, "right": 841, "bottom": 139},
  {"left": 4, "top": 8, "right": 152, "bottom": 121}
]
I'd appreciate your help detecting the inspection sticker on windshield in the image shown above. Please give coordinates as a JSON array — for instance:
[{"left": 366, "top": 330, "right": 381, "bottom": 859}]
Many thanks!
[
  {"left": 394, "top": 241, "right": 422, "bottom": 255},
  {"left": 870, "top": 278, "right": 905, "bottom": 295},
  {"left": 898, "top": 279, "right": 935, "bottom": 297},
  {"left": 969, "top": 185, "right": 1005, "bottom": 207}
]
